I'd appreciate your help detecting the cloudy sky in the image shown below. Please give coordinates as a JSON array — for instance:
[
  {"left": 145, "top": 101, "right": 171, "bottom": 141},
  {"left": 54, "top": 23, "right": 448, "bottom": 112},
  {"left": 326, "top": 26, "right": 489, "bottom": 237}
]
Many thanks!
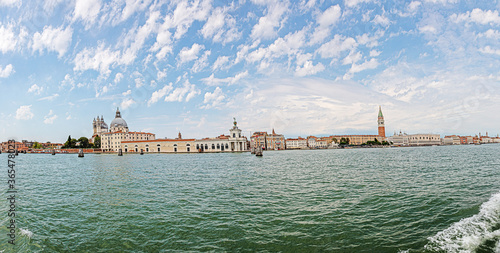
[{"left": 1, "top": 0, "right": 500, "bottom": 142}]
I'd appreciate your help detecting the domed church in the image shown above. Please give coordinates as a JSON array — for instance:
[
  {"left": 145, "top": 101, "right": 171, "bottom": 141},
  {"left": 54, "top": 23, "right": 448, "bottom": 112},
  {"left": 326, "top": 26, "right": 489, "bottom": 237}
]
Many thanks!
[
  {"left": 92, "top": 108, "right": 155, "bottom": 152},
  {"left": 109, "top": 108, "right": 129, "bottom": 132}
]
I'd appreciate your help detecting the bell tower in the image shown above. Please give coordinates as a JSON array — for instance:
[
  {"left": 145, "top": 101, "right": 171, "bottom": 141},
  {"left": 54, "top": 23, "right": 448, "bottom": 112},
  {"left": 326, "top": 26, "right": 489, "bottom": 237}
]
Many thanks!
[{"left": 378, "top": 106, "right": 385, "bottom": 137}]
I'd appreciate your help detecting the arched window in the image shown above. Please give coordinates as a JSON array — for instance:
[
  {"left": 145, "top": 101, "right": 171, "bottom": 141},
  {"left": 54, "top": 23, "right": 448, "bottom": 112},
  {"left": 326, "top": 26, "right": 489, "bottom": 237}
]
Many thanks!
[
  {"left": 239, "top": 133, "right": 241, "bottom": 137},
  {"left": 186, "top": 144, "right": 190, "bottom": 146},
  {"left": 205, "top": 144, "right": 208, "bottom": 149},
  {"left": 157, "top": 144, "right": 161, "bottom": 152},
  {"left": 196, "top": 144, "right": 199, "bottom": 149},
  {"left": 212, "top": 144, "right": 215, "bottom": 149},
  {"left": 225, "top": 144, "right": 228, "bottom": 149},
  {"left": 217, "top": 143, "right": 220, "bottom": 149},
  {"left": 174, "top": 144, "right": 177, "bottom": 152},
  {"left": 233, "top": 133, "right": 235, "bottom": 137}
]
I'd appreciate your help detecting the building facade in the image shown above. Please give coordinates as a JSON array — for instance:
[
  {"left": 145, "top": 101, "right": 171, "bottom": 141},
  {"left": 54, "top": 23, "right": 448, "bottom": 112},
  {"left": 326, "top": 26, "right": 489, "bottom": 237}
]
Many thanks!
[
  {"left": 195, "top": 118, "right": 248, "bottom": 152},
  {"left": 407, "top": 134, "right": 441, "bottom": 146},
  {"left": 122, "top": 138, "right": 196, "bottom": 153},
  {"left": 250, "top": 129, "right": 285, "bottom": 150},
  {"left": 99, "top": 108, "right": 156, "bottom": 152},
  {"left": 285, "top": 137, "right": 308, "bottom": 149}
]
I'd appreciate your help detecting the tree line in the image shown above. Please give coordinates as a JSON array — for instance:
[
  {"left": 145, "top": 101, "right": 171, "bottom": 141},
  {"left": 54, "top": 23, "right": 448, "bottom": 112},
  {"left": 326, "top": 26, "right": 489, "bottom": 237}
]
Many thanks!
[{"left": 62, "top": 135, "right": 100, "bottom": 149}]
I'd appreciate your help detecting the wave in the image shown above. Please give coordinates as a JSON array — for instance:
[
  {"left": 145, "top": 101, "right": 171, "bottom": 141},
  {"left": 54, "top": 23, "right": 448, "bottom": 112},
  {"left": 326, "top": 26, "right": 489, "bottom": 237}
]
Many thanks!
[
  {"left": 424, "top": 191, "right": 500, "bottom": 252},
  {"left": 19, "top": 228, "right": 33, "bottom": 238}
]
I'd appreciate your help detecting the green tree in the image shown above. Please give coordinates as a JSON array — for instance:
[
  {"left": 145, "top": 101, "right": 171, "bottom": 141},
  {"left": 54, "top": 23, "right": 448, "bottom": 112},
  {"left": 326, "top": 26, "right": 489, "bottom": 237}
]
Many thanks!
[
  {"left": 33, "top": 142, "right": 43, "bottom": 149},
  {"left": 78, "top": 137, "right": 90, "bottom": 148},
  {"left": 63, "top": 135, "right": 72, "bottom": 148},
  {"left": 94, "top": 136, "right": 101, "bottom": 149},
  {"left": 339, "top": 137, "right": 350, "bottom": 145}
]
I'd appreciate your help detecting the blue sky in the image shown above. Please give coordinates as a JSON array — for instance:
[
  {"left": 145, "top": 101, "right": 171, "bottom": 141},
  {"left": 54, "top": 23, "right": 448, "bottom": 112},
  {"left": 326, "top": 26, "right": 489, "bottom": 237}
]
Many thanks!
[{"left": 1, "top": 0, "right": 500, "bottom": 143}]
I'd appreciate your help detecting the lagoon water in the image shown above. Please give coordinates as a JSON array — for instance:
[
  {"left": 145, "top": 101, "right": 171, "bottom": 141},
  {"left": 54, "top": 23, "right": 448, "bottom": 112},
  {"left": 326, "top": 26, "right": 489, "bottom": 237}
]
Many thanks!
[{"left": 1, "top": 144, "right": 500, "bottom": 252}]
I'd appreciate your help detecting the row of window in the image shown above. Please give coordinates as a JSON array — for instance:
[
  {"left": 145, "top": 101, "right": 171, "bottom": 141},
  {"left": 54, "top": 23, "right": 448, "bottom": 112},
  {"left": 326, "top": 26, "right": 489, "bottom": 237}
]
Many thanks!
[{"left": 196, "top": 143, "right": 229, "bottom": 150}]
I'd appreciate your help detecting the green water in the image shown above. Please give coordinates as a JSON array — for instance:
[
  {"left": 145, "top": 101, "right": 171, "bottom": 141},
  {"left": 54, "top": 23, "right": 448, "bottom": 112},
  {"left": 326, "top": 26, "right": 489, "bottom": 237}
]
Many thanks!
[{"left": 1, "top": 145, "right": 499, "bottom": 252}]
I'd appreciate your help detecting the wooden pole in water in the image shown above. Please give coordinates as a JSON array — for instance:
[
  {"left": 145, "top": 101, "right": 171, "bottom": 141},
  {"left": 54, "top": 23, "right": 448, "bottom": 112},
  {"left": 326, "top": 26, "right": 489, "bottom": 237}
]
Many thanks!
[
  {"left": 52, "top": 149, "right": 56, "bottom": 155},
  {"left": 140, "top": 149, "right": 144, "bottom": 155},
  {"left": 78, "top": 149, "right": 84, "bottom": 157},
  {"left": 118, "top": 149, "right": 123, "bottom": 156}
]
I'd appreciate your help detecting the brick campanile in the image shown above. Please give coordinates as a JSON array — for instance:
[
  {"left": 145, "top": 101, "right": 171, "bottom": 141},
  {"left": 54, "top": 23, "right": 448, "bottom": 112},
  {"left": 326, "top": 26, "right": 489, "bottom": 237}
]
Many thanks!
[{"left": 378, "top": 106, "right": 385, "bottom": 137}]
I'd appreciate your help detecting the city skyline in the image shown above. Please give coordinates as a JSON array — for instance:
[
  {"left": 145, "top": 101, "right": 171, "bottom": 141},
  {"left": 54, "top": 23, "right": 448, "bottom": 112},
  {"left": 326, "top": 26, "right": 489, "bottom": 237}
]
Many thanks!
[{"left": 1, "top": 1, "right": 500, "bottom": 143}]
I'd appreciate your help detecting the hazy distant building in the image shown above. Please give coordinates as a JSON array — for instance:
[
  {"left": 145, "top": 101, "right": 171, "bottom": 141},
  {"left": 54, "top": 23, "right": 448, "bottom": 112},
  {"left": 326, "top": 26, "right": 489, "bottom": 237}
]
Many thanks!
[
  {"left": 251, "top": 129, "right": 285, "bottom": 150},
  {"left": 443, "top": 135, "right": 461, "bottom": 145},
  {"left": 408, "top": 134, "right": 441, "bottom": 146},
  {"left": 285, "top": 137, "right": 308, "bottom": 149}
]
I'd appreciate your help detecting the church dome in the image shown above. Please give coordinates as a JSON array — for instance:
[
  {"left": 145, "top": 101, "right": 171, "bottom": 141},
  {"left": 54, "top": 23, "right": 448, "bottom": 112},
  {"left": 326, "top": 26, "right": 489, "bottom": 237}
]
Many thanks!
[
  {"left": 110, "top": 117, "right": 127, "bottom": 128},
  {"left": 110, "top": 108, "right": 128, "bottom": 129}
]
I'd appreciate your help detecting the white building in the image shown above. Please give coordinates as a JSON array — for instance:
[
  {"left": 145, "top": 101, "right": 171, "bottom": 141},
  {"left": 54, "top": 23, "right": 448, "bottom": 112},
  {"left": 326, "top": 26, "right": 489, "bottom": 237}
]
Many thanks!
[
  {"left": 407, "top": 134, "right": 441, "bottom": 146},
  {"left": 100, "top": 108, "right": 155, "bottom": 152},
  {"left": 387, "top": 132, "right": 409, "bottom": 146},
  {"left": 443, "top": 135, "right": 461, "bottom": 145},
  {"left": 195, "top": 118, "right": 248, "bottom": 152},
  {"left": 285, "top": 137, "right": 308, "bottom": 149}
]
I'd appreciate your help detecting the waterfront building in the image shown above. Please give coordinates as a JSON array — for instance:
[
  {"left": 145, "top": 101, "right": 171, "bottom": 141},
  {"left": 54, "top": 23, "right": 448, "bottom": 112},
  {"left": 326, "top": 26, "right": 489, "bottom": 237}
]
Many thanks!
[
  {"left": 250, "top": 129, "right": 285, "bottom": 150},
  {"left": 407, "top": 134, "right": 441, "bottom": 146},
  {"left": 122, "top": 138, "right": 196, "bottom": 153},
  {"left": 285, "top": 137, "right": 308, "bottom": 149},
  {"left": 99, "top": 108, "right": 156, "bottom": 152},
  {"left": 331, "top": 135, "right": 384, "bottom": 145},
  {"left": 387, "top": 132, "right": 410, "bottom": 146},
  {"left": 195, "top": 118, "right": 248, "bottom": 152},
  {"left": 443, "top": 135, "right": 461, "bottom": 145},
  {"left": 306, "top": 136, "right": 330, "bottom": 148}
]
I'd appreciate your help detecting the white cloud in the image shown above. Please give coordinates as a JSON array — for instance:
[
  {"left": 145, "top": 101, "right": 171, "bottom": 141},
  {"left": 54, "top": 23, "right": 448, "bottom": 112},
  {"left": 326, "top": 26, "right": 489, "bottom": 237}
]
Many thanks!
[
  {"left": 345, "top": 0, "right": 374, "bottom": 8},
  {"left": 0, "top": 64, "right": 14, "bottom": 78},
  {"left": 73, "top": 43, "right": 127, "bottom": 76},
  {"left": 295, "top": 61, "right": 325, "bottom": 77},
  {"left": 38, "top": 93, "right": 59, "bottom": 101},
  {"left": 201, "top": 6, "right": 241, "bottom": 44},
  {"left": 120, "top": 98, "right": 136, "bottom": 110},
  {"left": 178, "top": 43, "right": 204, "bottom": 65},
  {"left": 250, "top": 1, "right": 288, "bottom": 40},
  {"left": 316, "top": 35, "right": 357, "bottom": 59},
  {"left": 148, "top": 84, "right": 173, "bottom": 106},
  {"left": 212, "top": 55, "right": 230, "bottom": 71},
  {"left": 356, "top": 31, "right": 384, "bottom": 48},
  {"left": 343, "top": 50, "right": 362, "bottom": 65},
  {"left": 310, "top": 5, "right": 341, "bottom": 44},
  {"left": 15, "top": 105, "right": 34, "bottom": 120},
  {"left": 479, "top": 46, "right": 500, "bottom": 56},
  {"left": 164, "top": 80, "right": 200, "bottom": 102},
  {"left": 122, "top": 90, "right": 132, "bottom": 96},
  {"left": 0, "top": 0, "right": 20, "bottom": 6},
  {"left": 247, "top": 28, "right": 306, "bottom": 63},
  {"left": 43, "top": 110, "right": 58, "bottom": 124},
  {"left": 201, "top": 71, "right": 249, "bottom": 86},
  {"left": 202, "top": 86, "right": 225, "bottom": 109},
  {"left": 135, "top": 77, "right": 144, "bottom": 88},
  {"left": 28, "top": 84, "right": 43, "bottom": 95},
  {"left": 192, "top": 50, "right": 211, "bottom": 73},
  {"left": 372, "top": 14, "right": 390, "bottom": 26},
  {"left": 0, "top": 23, "right": 25, "bottom": 53},
  {"left": 344, "top": 58, "right": 379, "bottom": 79},
  {"left": 424, "top": 0, "right": 457, "bottom": 4},
  {"left": 418, "top": 25, "right": 437, "bottom": 34},
  {"left": 73, "top": 0, "right": 102, "bottom": 29},
  {"left": 32, "top": 25, "right": 73, "bottom": 58},
  {"left": 369, "top": 50, "right": 381, "bottom": 57},
  {"left": 451, "top": 9, "right": 500, "bottom": 26},
  {"left": 114, "top": 73, "right": 123, "bottom": 83}
]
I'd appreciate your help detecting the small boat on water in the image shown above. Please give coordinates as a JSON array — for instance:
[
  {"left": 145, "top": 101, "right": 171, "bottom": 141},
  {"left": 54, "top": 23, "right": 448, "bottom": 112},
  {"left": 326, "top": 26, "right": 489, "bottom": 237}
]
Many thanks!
[{"left": 255, "top": 146, "right": 263, "bottom": 156}]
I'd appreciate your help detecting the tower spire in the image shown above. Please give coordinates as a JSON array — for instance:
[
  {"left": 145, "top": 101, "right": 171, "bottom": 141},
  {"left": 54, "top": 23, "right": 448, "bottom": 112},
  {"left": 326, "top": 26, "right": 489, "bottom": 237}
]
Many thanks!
[{"left": 378, "top": 106, "right": 385, "bottom": 137}]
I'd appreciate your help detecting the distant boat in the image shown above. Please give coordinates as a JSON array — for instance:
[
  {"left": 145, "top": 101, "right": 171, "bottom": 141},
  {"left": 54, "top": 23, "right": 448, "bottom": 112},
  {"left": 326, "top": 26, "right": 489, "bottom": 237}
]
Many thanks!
[{"left": 255, "top": 146, "right": 263, "bottom": 156}]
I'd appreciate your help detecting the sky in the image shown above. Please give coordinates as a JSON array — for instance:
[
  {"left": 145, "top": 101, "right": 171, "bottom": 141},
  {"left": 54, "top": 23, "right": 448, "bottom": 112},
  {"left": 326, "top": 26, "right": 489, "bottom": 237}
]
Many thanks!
[{"left": 1, "top": 0, "right": 500, "bottom": 143}]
